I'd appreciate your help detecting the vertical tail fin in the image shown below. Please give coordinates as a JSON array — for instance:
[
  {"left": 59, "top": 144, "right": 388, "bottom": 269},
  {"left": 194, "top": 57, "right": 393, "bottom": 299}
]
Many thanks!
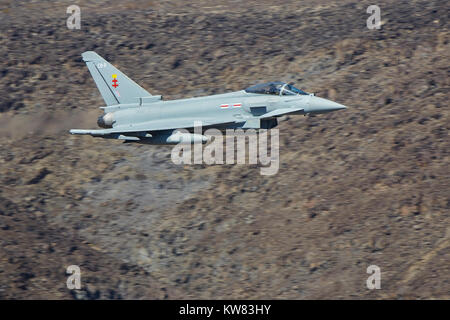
[{"left": 82, "top": 51, "right": 152, "bottom": 106}]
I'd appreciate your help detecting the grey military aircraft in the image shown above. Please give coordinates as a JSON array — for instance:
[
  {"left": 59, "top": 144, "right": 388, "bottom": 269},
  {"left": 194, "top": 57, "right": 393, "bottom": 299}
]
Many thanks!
[{"left": 70, "top": 51, "right": 347, "bottom": 144}]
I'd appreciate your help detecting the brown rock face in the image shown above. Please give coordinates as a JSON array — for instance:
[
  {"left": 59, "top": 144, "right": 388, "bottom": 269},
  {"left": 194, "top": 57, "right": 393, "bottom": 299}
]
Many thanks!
[{"left": 0, "top": 0, "right": 448, "bottom": 299}]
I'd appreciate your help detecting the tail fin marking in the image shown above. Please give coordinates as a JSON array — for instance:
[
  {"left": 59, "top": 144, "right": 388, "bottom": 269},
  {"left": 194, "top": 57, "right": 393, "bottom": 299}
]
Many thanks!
[{"left": 82, "top": 51, "right": 152, "bottom": 106}]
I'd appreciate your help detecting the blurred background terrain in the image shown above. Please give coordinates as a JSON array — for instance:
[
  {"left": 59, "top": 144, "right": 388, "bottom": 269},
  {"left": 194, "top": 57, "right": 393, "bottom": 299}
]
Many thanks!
[{"left": 0, "top": 0, "right": 448, "bottom": 299}]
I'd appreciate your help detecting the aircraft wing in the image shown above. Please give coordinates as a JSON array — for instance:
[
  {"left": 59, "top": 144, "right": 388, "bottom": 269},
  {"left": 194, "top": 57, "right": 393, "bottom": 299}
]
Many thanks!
[
  {"left": 70, "top": 107, "right": 307, "bottom": 137},
  {"left": 70, "top": 117, "right": 236, "bottom": 136}
]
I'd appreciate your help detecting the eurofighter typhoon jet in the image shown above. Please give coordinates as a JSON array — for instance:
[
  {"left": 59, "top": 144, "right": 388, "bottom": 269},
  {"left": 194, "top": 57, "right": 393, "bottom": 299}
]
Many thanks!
[{"left": 70, "top": 51, "right": 347, "bottom": 144}]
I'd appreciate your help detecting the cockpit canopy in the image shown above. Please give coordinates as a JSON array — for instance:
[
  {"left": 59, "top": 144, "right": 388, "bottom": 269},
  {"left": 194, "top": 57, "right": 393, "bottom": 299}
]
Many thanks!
[{"left": 245, "top": 81, "right": 308, "bottom": 96}]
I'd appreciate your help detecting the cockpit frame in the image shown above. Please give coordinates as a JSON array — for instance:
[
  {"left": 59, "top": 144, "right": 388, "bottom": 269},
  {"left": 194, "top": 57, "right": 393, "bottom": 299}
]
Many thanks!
[{"left": 245, "top": 81, "right": 309, "bottom": 96}]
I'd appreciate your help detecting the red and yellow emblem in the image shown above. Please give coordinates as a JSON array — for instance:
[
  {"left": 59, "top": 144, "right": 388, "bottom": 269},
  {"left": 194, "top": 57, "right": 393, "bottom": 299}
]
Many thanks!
[{"left": 112, "top": 74, "right": 118, "bottom": 88}]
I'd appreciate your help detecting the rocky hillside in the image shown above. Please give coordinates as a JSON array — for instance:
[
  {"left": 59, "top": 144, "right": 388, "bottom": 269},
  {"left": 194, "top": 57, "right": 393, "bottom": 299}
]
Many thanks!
[{"left": 0, "top": 0, "right": 448, "bottom": 299}]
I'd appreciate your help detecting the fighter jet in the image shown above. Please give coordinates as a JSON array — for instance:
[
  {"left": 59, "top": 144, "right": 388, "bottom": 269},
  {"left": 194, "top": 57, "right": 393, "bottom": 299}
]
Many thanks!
[{"left": 70, "top": 51, "right": 347, "bottom": 144}]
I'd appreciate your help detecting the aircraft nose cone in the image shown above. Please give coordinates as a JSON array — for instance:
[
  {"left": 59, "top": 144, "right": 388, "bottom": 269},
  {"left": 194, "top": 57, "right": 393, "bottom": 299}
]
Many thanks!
[{"left": 307, "top": 96, "right": 347, "bottom": 113}]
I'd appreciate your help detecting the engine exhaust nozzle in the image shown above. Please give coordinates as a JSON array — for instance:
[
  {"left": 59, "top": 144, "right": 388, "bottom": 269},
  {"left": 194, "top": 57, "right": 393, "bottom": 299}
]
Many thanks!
[{"left": 97, "top": 112, "right": 114, "bottom": 128}]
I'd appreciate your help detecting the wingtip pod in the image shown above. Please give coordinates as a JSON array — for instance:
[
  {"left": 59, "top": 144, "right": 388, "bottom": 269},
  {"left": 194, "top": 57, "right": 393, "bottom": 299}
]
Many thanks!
[
  {"left": 69, "top": 129, "right": 107, "bottom": 136},
  {"left": 70, "top": 129, "right": 90, "bottom": 135}
]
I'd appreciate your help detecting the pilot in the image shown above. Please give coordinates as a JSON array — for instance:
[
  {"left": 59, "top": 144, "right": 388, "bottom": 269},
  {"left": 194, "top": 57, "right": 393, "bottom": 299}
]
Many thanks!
[{"left": 268, "top": 85, "right": 277, "bottom": 95}]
